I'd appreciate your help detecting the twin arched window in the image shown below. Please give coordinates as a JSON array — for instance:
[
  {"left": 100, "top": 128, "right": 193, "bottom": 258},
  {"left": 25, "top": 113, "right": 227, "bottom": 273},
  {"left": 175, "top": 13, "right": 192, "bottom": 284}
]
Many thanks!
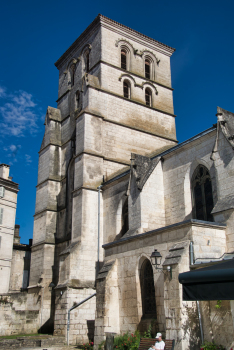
[{"left": 192, "top": 165, "right": 214, "bottom": 222}]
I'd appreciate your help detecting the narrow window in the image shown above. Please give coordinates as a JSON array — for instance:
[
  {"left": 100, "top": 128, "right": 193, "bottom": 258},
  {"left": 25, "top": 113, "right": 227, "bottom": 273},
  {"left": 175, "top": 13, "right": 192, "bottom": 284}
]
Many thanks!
[
  {"left": 0, "top": 208, "right": 3, "bottom": 225},
  {"left": 192, "top": 165, "right": 214, "bottom": 221},
  {"left": 70, "top": 64, "right": 76, "bottom": 87},
  {"left": 0, "top": 187, "right": 5, "bottom": 198},
  {"left": 140, "top": 260, "right": 157, "bottom": 318},
  {"left": 145, "top": 59, "right": 150, "bottom": 79},
  {"left": 121, "top": 50, "right": 127, "bottom": 70},
  {"left": 121, "top": 197, "right": 129, "bottom": 236},
  {"left": 123, "top": 81, "right": 130, "bottom": 99},
  {"left": 145, "top": 88, "right": 152, "bottom": 106},
  {"left": 86, "top": 52, "right": 90, "bottom": 72},
  {"left": 76, "top": 91, "right": 80, "bottom": 109}
]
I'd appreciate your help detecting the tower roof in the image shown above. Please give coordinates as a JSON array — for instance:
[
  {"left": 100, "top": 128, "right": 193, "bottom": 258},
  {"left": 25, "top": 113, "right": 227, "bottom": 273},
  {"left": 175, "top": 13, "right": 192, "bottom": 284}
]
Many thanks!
[{"left": 55, "top": 14, "right": 175, "bottom": 69}]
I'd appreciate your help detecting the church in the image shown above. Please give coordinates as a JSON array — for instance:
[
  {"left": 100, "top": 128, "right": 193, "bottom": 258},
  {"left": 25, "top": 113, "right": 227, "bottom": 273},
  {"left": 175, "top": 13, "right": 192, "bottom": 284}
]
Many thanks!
[{"left": 1, "top": 14, "right": 234, "bottom": 350}]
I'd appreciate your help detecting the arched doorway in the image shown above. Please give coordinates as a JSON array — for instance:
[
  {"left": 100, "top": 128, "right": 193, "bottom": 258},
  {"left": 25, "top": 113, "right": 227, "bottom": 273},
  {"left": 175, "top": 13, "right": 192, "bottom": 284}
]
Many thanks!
[{"left": 140, "top": 259, "right": 157, "bottom": 318}]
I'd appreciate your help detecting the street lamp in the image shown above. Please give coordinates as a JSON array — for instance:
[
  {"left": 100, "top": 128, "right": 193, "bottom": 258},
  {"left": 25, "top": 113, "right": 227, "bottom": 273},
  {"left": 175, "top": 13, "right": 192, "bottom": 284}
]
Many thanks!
[
  {"left": 150, "top": 249, "right": 162, "bottom": 269},
  {"left": 150, "top": 249, "right": 172, "bottom": 279}
]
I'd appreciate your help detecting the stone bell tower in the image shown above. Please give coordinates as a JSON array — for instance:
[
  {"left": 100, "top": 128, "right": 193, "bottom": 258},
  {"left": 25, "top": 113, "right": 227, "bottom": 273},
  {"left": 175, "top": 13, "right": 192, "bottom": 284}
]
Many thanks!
[{"left": 30, "top": 14, "right": 177, "bottom": 343}]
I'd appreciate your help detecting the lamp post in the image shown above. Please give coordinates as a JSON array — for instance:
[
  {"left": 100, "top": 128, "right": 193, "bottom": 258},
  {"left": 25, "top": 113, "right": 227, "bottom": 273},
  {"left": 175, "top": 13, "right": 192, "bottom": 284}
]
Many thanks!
[{"left": 150, "top": 249, "right": 172, "bottom": 279}]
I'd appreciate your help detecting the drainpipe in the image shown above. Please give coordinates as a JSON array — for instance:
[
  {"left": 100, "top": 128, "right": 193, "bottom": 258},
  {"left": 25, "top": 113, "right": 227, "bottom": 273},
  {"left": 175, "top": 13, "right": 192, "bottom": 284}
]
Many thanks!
[
  {"left": 190, "top": 241, "right": 204, "bottom": 345},
  {"left": 67, "top": 293, "right": 96, "bottom": 345},
  {"left": 97, "top": 185, "right": 103, "bottom": 275}
]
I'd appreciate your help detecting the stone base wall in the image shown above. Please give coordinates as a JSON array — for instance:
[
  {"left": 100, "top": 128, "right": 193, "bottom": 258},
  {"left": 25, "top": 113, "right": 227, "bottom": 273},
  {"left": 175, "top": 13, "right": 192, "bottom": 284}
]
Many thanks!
[
  {"left": 0, "top": 292, "right": 40, "bottom": 335},
  {"left": 54, "top": 287, "right": 96, "bottom": 345}
]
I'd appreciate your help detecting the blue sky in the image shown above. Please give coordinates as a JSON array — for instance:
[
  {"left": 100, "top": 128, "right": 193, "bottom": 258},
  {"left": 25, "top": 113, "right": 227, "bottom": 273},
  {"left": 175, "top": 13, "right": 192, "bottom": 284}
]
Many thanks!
[{"left": 0, "top": 0, "right": 234, "bottom": 243}]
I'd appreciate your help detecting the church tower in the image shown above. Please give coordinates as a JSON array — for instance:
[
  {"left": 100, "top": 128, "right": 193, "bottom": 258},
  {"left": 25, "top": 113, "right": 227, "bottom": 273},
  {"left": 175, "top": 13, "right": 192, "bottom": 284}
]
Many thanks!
[{"left": 30, "top": 14, "right": 177, "bottom": 342}]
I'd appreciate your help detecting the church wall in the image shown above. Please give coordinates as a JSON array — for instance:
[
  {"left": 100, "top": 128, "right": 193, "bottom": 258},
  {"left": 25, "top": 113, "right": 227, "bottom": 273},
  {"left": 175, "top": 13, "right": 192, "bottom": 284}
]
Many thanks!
[
  {"left": 9, "top": 249, "right": 29, "bottom": 291},
  {"left": 94, "top": 221, "right": 226, "bottom": 350},
  {"left": 88, "top": 87, "right": 176, "bottom": 143},
  {"left": 100, "top": 63, "right": 174, "bottom": 115},
  {"left": 163, "top": 130, "right": 216, "bottom": 226},
  {"left": 54, "top": 287, "right": 96, "bottom": 344},
  {"left": 141, "top": 161, "right": 166, "bottom": 231},
  {"left": 102, "top": 177, "right": 129, "bottom": 244},
  {"left": 57, "top": 27, "right": 101, "bottom": 103}
]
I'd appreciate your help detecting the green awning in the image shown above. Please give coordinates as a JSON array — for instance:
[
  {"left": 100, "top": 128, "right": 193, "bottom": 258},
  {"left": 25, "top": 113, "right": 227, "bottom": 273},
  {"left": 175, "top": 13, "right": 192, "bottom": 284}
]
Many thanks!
[{"left": 178, "top": 258, "right": 234, "bottom": 301}]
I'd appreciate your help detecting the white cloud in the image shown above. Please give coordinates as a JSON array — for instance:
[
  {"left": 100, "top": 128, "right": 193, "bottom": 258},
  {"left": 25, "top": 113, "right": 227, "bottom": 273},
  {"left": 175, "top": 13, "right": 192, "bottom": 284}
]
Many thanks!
[
  {"left": 25, "top": 154, "right": 32, "bottom": 163},
  {"left": 0, "top": 86, "right": 6, "bottom": 98},
  {"left": 0, "top": 86, "right": 40, "bottom": 137}
]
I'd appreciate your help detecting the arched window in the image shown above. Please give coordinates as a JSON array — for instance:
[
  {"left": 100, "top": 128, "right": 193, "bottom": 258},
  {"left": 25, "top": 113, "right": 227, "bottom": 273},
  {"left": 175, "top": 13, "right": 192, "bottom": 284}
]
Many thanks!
[
  {"left": 140, "top": 260, "right": 156, "bottom": 318},
  {"left": 121, "top": 49, "right": 127, "bottom": 70},
  {"left": 85, "top": 52, "right": 90, "bottom": 72},
  {"left": 121, "top": 197, "right": 129, "bottom": 235},
  {"left": 69, "top": 64, "right": 76, "bottom": 87},
  {"left": 192, "top": 165, "right": 214, "bottom": 222},
  {"left": 145, "top": 88, "right": 152, "bottom": 106},
  {"left": 123, "top": 80, "right": 130, "bottom": 99},
  {"left": 145, "top": 59, "right": 150, "bottom": 79}
]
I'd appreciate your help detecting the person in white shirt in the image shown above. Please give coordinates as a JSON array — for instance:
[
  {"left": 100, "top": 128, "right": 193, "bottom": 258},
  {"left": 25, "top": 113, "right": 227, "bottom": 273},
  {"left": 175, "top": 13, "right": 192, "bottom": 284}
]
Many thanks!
[{"left": 152, "top": 333, "right": 165, "bottom": 350}]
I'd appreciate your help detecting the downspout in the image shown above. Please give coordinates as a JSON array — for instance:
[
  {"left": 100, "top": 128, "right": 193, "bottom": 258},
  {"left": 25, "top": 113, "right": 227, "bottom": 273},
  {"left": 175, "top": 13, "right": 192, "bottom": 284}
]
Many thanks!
[
  {"left": 97, "top": 184, "right": 103, "bottom": 275},
  {"left": 190, "top": 241, "right": 204, "bottom": 345},
  {"left": 67, "top": 293, "right": 96, "bottom": 345}
]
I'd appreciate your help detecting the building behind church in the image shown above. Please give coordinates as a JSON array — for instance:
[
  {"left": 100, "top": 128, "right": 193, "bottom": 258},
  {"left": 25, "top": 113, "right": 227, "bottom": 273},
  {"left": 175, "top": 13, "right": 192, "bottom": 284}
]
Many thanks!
[{"left": 0, "top": 14, "right": 234, "bottom": 350}]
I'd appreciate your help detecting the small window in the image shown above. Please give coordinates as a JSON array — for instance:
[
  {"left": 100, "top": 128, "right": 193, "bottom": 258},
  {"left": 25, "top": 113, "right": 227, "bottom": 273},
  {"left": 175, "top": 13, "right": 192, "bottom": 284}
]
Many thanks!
[
  {"left": 121, "top": 50, "right": 127, "bottom": 70},
  {"left": 145, "top": 88, "right": 152, "bottom": 107},
  {"left": 86, "top": 52, "right": 90, "bottom": 72},
  {"left": 145, "top": 59, "right": 150, "bottom": 79},
  {"left": 0, "top": 208, "right": 3, "bottom": 225},
  {"left": 123, "top": 81, "right": 130, "bottom": 99},
  {"left": 76, "top": 91, "right": 80, "bottom": 109},
  {"left": 0, "top": 187, "right": 5, "bottom": 198}
]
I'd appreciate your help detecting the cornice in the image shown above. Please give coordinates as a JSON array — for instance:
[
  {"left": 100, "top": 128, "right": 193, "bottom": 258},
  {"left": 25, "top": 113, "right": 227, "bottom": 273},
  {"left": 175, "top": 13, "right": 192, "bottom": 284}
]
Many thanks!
[
  {"left": 99, "top": 14, "right": 175, "bottom": 56},
  {"left": 102, "top": 219, "right": 226, "bottom": 250},
  {"left": 0, "top": 177, "right": 19, "bottom": 192}
]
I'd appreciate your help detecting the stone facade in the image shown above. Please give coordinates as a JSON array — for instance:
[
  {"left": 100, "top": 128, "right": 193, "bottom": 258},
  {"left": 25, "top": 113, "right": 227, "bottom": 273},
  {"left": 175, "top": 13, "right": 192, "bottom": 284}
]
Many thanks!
[
  {"left": 0, "top": 164, "right": 19, "bottom": 294},
  {"left": 1, "top": 14, "right": 234, "bottom": 350}
]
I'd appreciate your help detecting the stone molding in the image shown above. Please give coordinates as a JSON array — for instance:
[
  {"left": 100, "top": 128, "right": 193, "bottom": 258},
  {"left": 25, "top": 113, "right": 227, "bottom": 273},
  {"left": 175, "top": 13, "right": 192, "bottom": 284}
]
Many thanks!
[
  {"left": 90, "top": 60, "right": 174, "bottom": 91},
  {"left": 102, "top": 219, "right": 226, "bottom": 249},
  {"left": 88, "top": 85, "right": 176, "bottom": 117}
]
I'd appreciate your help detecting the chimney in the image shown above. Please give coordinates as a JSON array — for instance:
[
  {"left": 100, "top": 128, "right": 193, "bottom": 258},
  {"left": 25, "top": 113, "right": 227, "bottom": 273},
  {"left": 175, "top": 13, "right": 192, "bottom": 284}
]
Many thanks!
[
  {"left": 0, "top": 164, "right": 10, "bottom": 180},
  {"left": 14, "top": 224, "right": 21, "bottom": 244}
]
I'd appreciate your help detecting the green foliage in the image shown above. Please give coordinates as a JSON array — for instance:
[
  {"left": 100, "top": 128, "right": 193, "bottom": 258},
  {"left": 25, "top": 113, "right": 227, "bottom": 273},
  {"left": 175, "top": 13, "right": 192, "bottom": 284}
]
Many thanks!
[
  {"left": 114, "top": 331, "right": 141, "bottom": 350},
  {"left": 98, "top": 340, "right": 105, "bottom": 350},
  {"left": 81, "top": 341, "right": 94, "bottom": 350},
  {"left": 215, "top": 300, "right": 222, "bottom": 309},
  {"left": 201, "top": 341, "right": 225, "bottom": 350},
  {"left": 143, "top": 325, "right": 152, "bottom": 339}
]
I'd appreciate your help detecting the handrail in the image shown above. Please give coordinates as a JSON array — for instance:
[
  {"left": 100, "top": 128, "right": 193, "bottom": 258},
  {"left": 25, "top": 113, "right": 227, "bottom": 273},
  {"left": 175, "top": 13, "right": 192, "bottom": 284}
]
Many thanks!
[{"left": 67, "top": 292, "right": 96, "bottom": 345}]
